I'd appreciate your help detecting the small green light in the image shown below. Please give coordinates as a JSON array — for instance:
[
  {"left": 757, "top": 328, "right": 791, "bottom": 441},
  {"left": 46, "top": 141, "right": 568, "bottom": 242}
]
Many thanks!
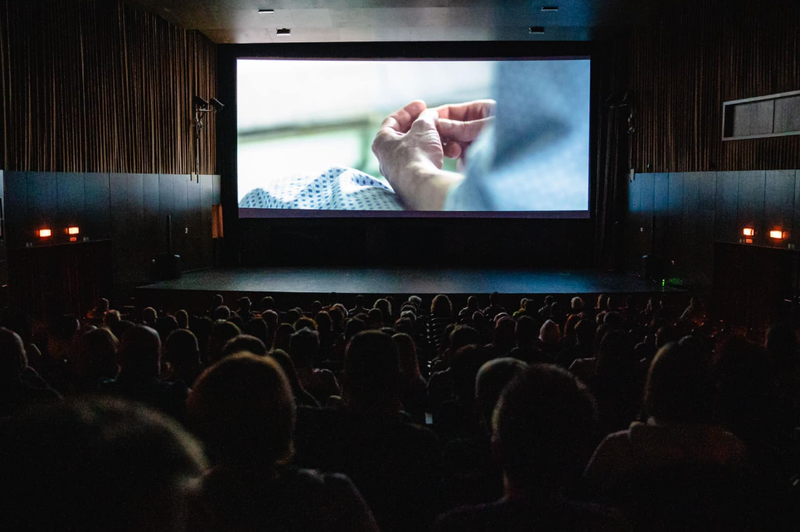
[{"left": 662, "top": 279, "right": 666, "bottom": 287}]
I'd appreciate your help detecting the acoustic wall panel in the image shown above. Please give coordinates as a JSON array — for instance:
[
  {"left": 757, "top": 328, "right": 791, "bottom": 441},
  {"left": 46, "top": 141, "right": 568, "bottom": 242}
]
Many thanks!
[
  {"left": 56, "top": 172, "right": 85, "bottom": 232},
  {"left": 764, "top": 170, "right": 795, "bottom": 238},
  {"left": 27, "top": 172, "right": 58, "bottom": 233},
  {"left": 714, "top": 171, "right": 739, "bottom": 243},
  {"left": 736, "top": 171, "right": 766, "bottom": 237}
]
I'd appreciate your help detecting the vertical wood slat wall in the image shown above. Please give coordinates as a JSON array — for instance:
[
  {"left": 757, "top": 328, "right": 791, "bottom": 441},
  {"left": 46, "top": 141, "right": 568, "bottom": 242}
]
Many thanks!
[
  {"left": 0, "top": 0, "right": 217, "bottom": 175},
  {"left": 629, "top": 0, "right": 800, "bottom": 173}
]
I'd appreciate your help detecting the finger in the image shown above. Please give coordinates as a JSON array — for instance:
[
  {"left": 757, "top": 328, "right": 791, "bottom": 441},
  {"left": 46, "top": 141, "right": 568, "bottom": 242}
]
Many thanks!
[
  {"left": 380, "top": 100, "right": 427, "bottom": 133},
  {"left": 437, "top": 116, "right": 493, "bottom": 143},
  {"left": 442, "top": 142, "right": 463, "bottom": 159},
  {"left": 432, "top": 99, "right": 497, "bottom": 121}
]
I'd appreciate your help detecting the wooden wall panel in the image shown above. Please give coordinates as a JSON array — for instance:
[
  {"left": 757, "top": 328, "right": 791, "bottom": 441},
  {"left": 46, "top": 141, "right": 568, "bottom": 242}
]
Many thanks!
[
  {"left": 630, "top": 0, "right": 800, "bottom": 173},
  {"left": 0, "top": 0, "right": 217, "bottom": 175}
]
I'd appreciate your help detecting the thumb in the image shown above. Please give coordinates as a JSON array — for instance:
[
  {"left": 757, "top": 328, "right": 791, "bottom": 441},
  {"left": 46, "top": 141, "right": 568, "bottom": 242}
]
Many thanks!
[
  {"left": 437, "top": 116, "right": 493, "bottom": 143},
  {"left": 409, "top": 109, "right": 439, "bottom": 134}
]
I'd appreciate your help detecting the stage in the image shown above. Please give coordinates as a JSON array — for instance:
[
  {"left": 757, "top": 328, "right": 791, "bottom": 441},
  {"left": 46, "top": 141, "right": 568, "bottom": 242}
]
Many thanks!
[{"left": 136, "top": 267, "right": 685, "bottom": 311}]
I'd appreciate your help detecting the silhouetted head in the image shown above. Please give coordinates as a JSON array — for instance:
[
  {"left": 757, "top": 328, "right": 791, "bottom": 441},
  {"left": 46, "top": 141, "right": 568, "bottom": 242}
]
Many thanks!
[
  {"left": 494, "top": 364, "right": 598, "bottom": 494},
  {"left": 343, "top": 331, "right": 400, "bottom": 410},
  {"left": 0, "top": 399, "right": 206, "bottom": 532},
  {"left": 450, "top": 325, "right": 482, "bottom": 352},
  {"left": 644, "top": 342, "right": 714, "bottom": 423},
  {"left": 392, "top": 333, "right": 420, "bottom": 378},
  {"left": 259, "top": 296, "right": 275, "bottom": 312},
  {"left": 515, "top": 316, "right": 539, "bottom": 348},
  {"left": 118, "top": 325, "right": 161, "bottom": 378},
  {"left": 207, "top": 321, "right": 241, "bottom": 364},
  {"left": 315, "top": 311, "right": 332, "bottom": 333},
  {"left": 211, "top": 305, "right": 230, "bottom": 321},
  {"left": 375, "top": 299, "right": 392, "bottom": 321},
  {"left": 142, "top": 307, "right": 157, "bottom": 325},
  {"left": 475, "top": 357, "right": 527, "bottom": 431},
  {"left": 272, "top": 323, "right": 295, "bottom": 352},
  {"left": 164, "top": 329, "right": 200, "bottom": 370},
  {"left": 288, "top": 328, "right": 319, "bottom": 370},
  {"left": 243, "top": 318, "right": 269, "bottom": 346},
  {"left": 187, "top": 354, "right": 294, "bottom": 468},
  {"left": 0, "top": 327, "right": 27, "bottom": 382},
  {"left": 75, "top": 328, "right": 119, "bottom": 386},
  {"left": 367, "top": 308, "right": 384, "bottom": 329},
  {"left": 175, "top": 310, "right": 189, "bottom": 329},
  {"left": 222, "top": 334, "right": 267, "bottom": 359},
  {"left": 571, "top": 297, "right": 584, "bottom": 313},
  {"left": 431, "top": 294, "right": 453, "bottom": 318}
]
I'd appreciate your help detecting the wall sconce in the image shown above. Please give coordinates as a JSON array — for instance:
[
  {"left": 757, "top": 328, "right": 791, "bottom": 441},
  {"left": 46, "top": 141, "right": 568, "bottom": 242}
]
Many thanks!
[
  {"left": 193, "top": 95, "right": 225, "bottom": 178},
  {"left": 742, "top": 227, "right": 755, "bottom": 237},
  {"left": 38, "top": 228, "right": 52, "bottom": 238},
  {"left": 769, "top": 229, "right": 787, "bottom": 240},
  {"left": 67, "top": 226, "right": 80, "bottom": 235}
]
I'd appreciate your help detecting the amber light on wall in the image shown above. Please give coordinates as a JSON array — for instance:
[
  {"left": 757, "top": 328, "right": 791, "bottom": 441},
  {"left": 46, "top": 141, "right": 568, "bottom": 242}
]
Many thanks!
[
  {"left": 67, "top": 227, "right": 80, "bottom": 235},
  {"left": 769, "top": 230, "right": 786, "bottom": 240},
  {"left": 742, "top": 228, "right": 755, "bottom": 236},
  {"left": 38, "top": 229, "right": 52, "bottom": 238}
]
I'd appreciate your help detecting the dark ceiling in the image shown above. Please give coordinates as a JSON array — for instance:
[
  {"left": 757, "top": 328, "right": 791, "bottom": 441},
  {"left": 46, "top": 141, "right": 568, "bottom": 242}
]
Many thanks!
[{"left": 124, "top": 0, "right": 664, "bottom": 44}]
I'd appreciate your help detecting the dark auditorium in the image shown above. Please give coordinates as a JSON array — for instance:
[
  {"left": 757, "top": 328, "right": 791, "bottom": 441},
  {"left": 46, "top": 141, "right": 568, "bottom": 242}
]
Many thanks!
[{"left": 2, "top": 1, "right": 800, "bottom": 531}]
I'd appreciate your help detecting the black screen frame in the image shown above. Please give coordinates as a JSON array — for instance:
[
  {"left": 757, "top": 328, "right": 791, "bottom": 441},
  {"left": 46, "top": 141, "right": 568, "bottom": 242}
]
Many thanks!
[
  {"left": 216, "top": 41, "right": 599, "bottom": 268},
  {"left": 221, "top": 42, "right": 595, "bottom": 220}
]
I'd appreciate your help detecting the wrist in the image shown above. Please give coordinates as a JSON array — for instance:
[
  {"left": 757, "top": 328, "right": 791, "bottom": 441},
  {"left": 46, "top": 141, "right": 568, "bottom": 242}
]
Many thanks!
[{"left": 392, "top": 160, "right": 463, "bottom": 211}]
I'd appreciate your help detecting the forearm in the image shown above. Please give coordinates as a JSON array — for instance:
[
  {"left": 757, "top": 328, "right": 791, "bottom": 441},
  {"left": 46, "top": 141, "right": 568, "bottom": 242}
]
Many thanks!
[{"left": 387, "top": 160, "right": 463, "bottom": 211}]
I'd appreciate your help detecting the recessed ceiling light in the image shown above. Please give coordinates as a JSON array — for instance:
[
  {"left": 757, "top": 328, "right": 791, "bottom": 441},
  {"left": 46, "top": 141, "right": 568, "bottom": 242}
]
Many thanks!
[
  {"left": 258, "top": 9, "right": 275, "bottom": 14},
  {"left": 542, "top": 6, "right": 559, "bottom": 12},
  {"left": 276, "top": 28, "right": 291, "bottom": 36},
  {"left": 529, "top": 26, "right": 545, "bottom": 34}
]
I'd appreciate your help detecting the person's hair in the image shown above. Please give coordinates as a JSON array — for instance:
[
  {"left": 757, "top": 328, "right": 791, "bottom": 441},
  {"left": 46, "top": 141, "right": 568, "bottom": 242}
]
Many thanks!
[
  {"left": 574, "top": 319, "right": 596, "bottom": 346},
  {"left": 118, "top": 325, "right": 161, "bottom": 378},
  {"left": 595, "top": 330, "right": 637, "bottom": 375},
  {"left": 283, "top": 309, "right": 300, "bottom": 325},
  {"left": 570, "top": 297, "right": 584, "bottom": 312},
  {"left": 75, "top": 328, "right": 119, "bottom": 385},
  {"left": 175, "top": 310, "right": 189, "bottom": 329},
  {"left": 294, "top": 317, "right": 317, "bottom": 331},
  {"left": 392, "top": 333, "right": 420, "bottom": 378},
  {"left": 431, "top": 294, "right": 453, "bottom": 318},
  {"left": 603, "top": 311, "right": 624, "bottom": 330},
  {"left": 271, "top": 323, "right": 295, "bottom": 352},
  {"left": 644, "top": 342, "right": 714, "bottom": 423},
  {"left": 450, "top": 325, "right": 482, "bottom": 351},
  {"left": 492, "top": 317, "right": 516, "bottom": 354},
  {"left": 0, "top": 399, "right": 206, "bottom": 532},
  {"left": 354, "top": 294, "right": 365, "bottom": 306},
  {"left": 489, "top": 292, "right": 499, "bottom": 304},
  {"left": 394, "top": 317, "right": 414, "bottom": 336},
  {"left": 494, "top": 364, "right": 598, "bottom": 491},
  {"left": 467, "top": 295, "right": 479, "bottom": 311},
  {"left": 344, "top": 317, "right": 367, "bottom": 340},
  {"left": 543, "top": 295, "right": 555, "bottom": 306},
  {"left": 259, "top": 296, "right": 275, "bottom": 312},
  {"left": 268, "top": 349, "right": 314, "bottom": 405},
  {"left": 375, "top": 299, "right": 392, "bottom": 321},
  {"left": 475, "top": 357, "right": 527, "bottom": 430},
  {"left": 0, "top": 327, "right": 27, "bottom": 381},
  {"left": 222, "top": 334, "right": 267, "bottom": 358},
  {"left": 343, "top": 331, "right": 400, "bottom": 409},
  {"left": 211, "top": 305, "right": 231, "bottom": 321},
  {"left": 539, "top": 319, "right": 561, "bottom": 345},
  {"left": 515, "top": 316, "right": 539, "bottom": 347},
  {"left": 261, "top": 310, "right": 279, "bottom": 332},
  {"left": 104, "top": 309, "right": 122, "bottom": 329},
  {"left": 187, "top": 354, "right": 294, "bottom": 467},
  {"left": 212, "top": 294, "right": 224, "bottom": 308},
  {"left": 596, "top": 294, "right": 607, "bottom": 310},
  {"left": 288, "top": 328, "right": 319, "bottom": 369},
  {"left": 142, "top": 307, "right": 157, "bottom": 324},
  {"left": 208, "top": 321, "right": 242, "bottom": 364},
  {"left": 237, "top": 297, "right": 252, "bottom": 311},
  {"left": 243, "top": 318, "right": 269, "bottom": 346},
  {"left": 155, "top": 315, "right": 179, "bottom": 342},
  {"left": 367, "top": 308, "right": 384, "bottom": 328},
  {"left": 163, "top": 329, "right": 200, "bottom": 369},
  {"left": 315, "top": 311, "right": 332, "bottom": 333}
]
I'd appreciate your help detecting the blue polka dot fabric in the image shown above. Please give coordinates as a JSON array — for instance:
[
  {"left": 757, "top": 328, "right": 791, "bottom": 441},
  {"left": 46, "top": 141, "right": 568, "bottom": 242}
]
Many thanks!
[{"left": 239, "top": 166, "right": 404, "bottom": 211}]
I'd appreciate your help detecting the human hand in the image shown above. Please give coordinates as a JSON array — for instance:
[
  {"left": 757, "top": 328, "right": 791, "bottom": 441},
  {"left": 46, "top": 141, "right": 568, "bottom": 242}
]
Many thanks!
[
  {"left": 371, "top": 101, "right": 463, "bottom": 210},
  {"left": 432, "top": 100, "right": 496, "bottom": 160},
  {"left": 372, "top": 100, "right": 445, "bottom": 183}
]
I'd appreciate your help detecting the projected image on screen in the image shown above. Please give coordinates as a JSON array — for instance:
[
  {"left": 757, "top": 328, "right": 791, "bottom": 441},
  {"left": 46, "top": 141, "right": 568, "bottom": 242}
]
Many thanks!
[{"left": 237, "top": 58, "right": 590, "bottom": 216}]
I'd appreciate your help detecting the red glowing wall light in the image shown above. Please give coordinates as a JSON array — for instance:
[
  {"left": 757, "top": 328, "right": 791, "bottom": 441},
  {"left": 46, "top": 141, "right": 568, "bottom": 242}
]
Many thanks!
[
  {"left": 38, "top": 229, "right": 52, "bottom": 238},
  {"left": 770, "top": 230, "right": 786, "bottom": 240},
  {"left": 67, "top": 226, "right": 80, "bottom": 235},
  {"left": 742, "top": 227, "right": 755, "bottom": 237}
]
